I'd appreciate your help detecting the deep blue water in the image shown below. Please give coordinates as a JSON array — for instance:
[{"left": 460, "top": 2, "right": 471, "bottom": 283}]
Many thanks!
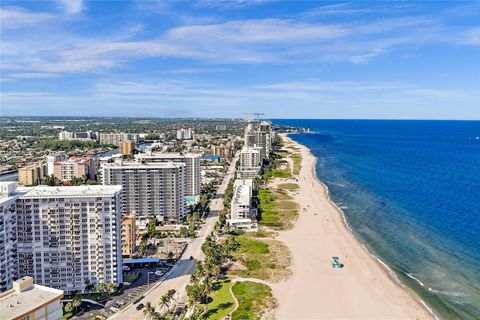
[{"left": 273, "top": 120, "right": 480, "bottom": 320}]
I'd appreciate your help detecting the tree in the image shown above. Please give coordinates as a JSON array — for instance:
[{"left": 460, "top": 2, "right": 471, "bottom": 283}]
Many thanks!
[
  {"left": 64, "top": 302, "right": 73, "bottom": 314},
  {"left": 143, "top": 302, "right": 162, "bottom": 320},
  {"left": 186, "top": 283, "right": 206, "bottom": 305},
  {"left": 179, "top": 226, "right": 188, "bottom": 238},
  {"left": 159, "top": 293, "right": 171, "bottom": 311},
  {"left": 167, "top": 251, "right": 174, "bottom": 263},
  {"left": 71, "top": 298, "right": 81, "bottom": 313},
  {"left": 106, "top": 282, "right": 116, "bottom": 293},
  {"left": 139, "top": 240, "right": 147, "bottom": 257},
  {"left": 84, "top": 279, "right": 94, "bottom": 293},
  {"left": 147, "top": 216, "right": 158, "bottom": 237}
]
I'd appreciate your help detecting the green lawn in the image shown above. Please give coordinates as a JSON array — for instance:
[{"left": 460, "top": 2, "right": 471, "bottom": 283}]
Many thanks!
[
  {"left": 231, "top": 282, "right": 276, "bottom": 320},
  {"left": 123, "top": 273, "right": 140, "bottom": 284},
  {"left": 257, "top": 188, "right": 298, "bottom": 230},
  {"left": 202, "top": 278, "right": 235, "bottom": 320},
  {"left": 291, "top": 153, "right": 302, "bottom": 175},
  {"left": 277, "top": 183, "right": 299, "bottom": 191},
  {"left": 275, "top": 151, "right": 289, "bottom": 158},
  {"left": 271, "top": 169, "right": 292, "bottom": 178},
  {"left": 229, "top": 236, "right": 290, "bottom": 281}
]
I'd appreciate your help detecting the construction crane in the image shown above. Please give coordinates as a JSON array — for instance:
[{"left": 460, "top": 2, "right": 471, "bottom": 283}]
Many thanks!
[{"left": 244, "top": 112, "right": 265, "bottom": 121}]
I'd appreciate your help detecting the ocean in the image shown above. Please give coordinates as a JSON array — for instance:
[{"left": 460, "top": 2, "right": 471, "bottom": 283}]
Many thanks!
[{"left": 272, "top": 120, "right": 480, "bottom": 320}]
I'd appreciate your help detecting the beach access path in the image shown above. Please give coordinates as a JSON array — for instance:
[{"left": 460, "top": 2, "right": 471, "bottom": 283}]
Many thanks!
[{"left": 269, "top": 134, "right": 433, "bottom": 319}]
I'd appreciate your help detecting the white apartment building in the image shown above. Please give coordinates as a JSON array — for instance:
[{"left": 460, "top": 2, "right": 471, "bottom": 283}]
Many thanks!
[
  {"left": 46, "top": 152, "right": 66, "bottom": 176},
  {"left": 0, "top": 276, "right": 64, "bottom": 320},
  {"left": 0, "top": 182, "right": 19, "bottom": 292},
  {"left": 99, "top": 133, "right": 139, "bottom": 146},
  {"left": 135, "top": 153, "right": 201, "bottom": 200},
  {"left": 58, "top": 131, "right": 98, "bottom": 141},
  {"left": 228, "top": 179, "right": 257, "bottom": 231},
  {"left": 240, "top": 147, "right": 261, "bottom": 168},
  {"left": 176, "top": 128, "right": 194, "bottom": 140},
  {"left": 237, "top": 147, "right": 262, "bottom": 179},
  {"left": 229, "top": 179, "right": 254, "bottom": 220},
  {"left": 15, "top": 185, "right": 123, "bottom": 293},
  {"left": 101, "top": 162, "right": 186, "bottom": 222},
  {"left": 244, "top": 121, "right": 274, "bottom": 162}
]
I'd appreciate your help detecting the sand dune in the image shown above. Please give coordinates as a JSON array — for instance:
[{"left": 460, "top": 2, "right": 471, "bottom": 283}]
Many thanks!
[{"left": 270, "top": 134, "right": 434, "bottom": 319}]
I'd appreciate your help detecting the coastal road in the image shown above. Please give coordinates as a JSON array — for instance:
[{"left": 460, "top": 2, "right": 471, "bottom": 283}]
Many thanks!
[{"left": 110, "top": 154, "right": 238, "bottom": 320}]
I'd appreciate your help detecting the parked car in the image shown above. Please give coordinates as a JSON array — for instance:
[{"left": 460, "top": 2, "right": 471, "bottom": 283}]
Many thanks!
[
  {"left": 155, "top": 269, "right": 165, "bottom": 276},
  {"left": 136, "top": 303, "right": 145, "bottom": 310},
  {"left": 122, "top": 265, "right": 131, "bottom": 271}
]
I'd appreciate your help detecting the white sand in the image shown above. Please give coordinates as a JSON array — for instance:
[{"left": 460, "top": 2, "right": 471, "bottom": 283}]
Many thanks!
[{"left": 270, "top": 134, "right": 434, "bottom": 319}]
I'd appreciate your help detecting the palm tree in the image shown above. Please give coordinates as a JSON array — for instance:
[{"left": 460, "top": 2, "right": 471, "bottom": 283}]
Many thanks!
[
  {"left": 143, "top": 302, "right": 161, "bottom": 320},
  {"left": 71, "top": 298, "right": 81, "bottom": 313},
  {"left": 106, "top": 282, "right": 116, "bottom": 293},
  {"left": 159, "top": 294, "right": 171, "bottom": 311},
  {"left": 64, "top": 302, "right": 73, "bottom": 314}
]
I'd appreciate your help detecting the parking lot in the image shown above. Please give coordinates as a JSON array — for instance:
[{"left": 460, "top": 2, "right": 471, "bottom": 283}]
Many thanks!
[{"left": 74, "top": 265, "right": 172, "bottom": 320}]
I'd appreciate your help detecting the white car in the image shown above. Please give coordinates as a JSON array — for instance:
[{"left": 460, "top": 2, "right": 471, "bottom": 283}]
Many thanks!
[
  {"left": 122, "top": 266, "right": 131, "bottom": 271},
  {"left": 155, "top": 270, "right": 165, "bottom": 277}
]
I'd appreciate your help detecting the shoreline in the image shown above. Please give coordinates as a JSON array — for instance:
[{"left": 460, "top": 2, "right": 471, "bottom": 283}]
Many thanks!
[{"left": 269, "top": 133, "right": 434, "bottom": 319}]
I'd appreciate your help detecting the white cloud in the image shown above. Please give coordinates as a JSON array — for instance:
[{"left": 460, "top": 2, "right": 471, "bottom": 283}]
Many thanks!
[
  {"left": 0, "top": 7, "right": 54, "bottom": 29},
  {"left": 9, "top": 73, "right": 61, "bottom": 79},
  {"left": 1, "top": 6, "right": 479, "bottom": 77},
  {"left": 196, "top": 0, "right": 272, "bottom": 9},
  {"left": 57, "top": 0, "right": 84, "bottom": 14}
]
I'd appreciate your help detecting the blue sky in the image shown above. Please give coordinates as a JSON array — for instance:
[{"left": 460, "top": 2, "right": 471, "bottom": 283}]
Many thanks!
[{"left": 0, "top": 0, "right": 479, "bottom": 119}]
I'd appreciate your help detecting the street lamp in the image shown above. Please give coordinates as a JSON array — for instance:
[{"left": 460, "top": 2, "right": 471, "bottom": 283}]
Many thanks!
[{"left": 147, "top": 271, "right": 156, "bottom": 291}]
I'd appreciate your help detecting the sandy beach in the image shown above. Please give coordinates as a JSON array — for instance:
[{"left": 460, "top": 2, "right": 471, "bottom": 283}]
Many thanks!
[{"left": 270, "top": 134, "right": 434, "bottom": 319}]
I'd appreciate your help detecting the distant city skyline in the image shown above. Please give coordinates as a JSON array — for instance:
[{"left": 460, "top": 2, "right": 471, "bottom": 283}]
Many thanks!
[{"left": 1, "top": 0, "right": 479, "bottom": 119}]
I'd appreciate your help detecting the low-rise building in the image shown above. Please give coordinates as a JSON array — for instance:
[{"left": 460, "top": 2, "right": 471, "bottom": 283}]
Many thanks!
[
  {"left": 53, "top": 156, "right": 97, "bottom": 181},
  {"left": 45, "top": 152, "right": 66, "bottom": 176},
  {"left": 211, "top": 144, "right": 229, "bottom": 157},
  {"left": 99, "top": 133, "right": 139, "bottom": 146},
  {"left": 0, "top": 277, "right": 64, "bottom": 320},
  {"left": 119, "top": 140, "right": 136, "bottom": 155},
  {"left": 18, "top": 162, "right": 47, "bottom": 186}
]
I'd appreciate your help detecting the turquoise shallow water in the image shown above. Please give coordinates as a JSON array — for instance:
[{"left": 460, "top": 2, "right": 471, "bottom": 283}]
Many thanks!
[{"left": 273, "top": 120, "right": 480, "bottom": 320}]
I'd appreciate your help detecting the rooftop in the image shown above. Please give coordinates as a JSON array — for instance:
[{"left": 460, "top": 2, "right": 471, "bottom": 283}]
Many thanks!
[
  {"left": 0, "top": 277, "right": 63, "bottom": 320},
  {"left": 232, "top": 184, "right": 252, "bottom": 206},
  {"left": 103, "top": 161, "right": 185, "bottom": 169},
  {"left": 137, "top": 152, "right": 201, "bottom": 159},
  {"left": 16, "top": 185, "right": 123, "bottom": 198}
]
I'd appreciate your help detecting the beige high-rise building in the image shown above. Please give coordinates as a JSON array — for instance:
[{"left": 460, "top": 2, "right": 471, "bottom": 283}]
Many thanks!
[
  {"left": 18, "top": 162, "right": 47, "bottom": 186},
  {"left": 119, "top": 140, "right": 135, "bottom": 155},
  {"left": 101, "top": 162, "right": 186, "bottom": 222},
  {"left": 122, "top": 214, "right": 137, "bottom": 257}
]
